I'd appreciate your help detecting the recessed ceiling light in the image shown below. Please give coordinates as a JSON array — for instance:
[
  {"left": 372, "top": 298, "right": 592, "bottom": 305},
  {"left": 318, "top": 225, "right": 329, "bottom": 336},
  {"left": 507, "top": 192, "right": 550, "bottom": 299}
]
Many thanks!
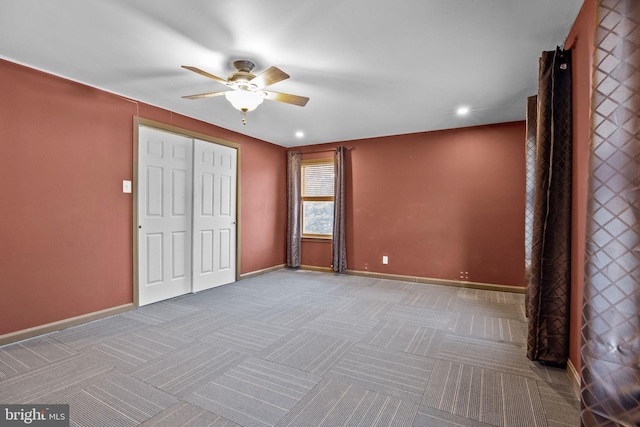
[
  {"left": 295, "top": 131, "right": 305, "bottom": 138},
  {"left": 456, "top": 106, "right": 470, "bottom": 116}
]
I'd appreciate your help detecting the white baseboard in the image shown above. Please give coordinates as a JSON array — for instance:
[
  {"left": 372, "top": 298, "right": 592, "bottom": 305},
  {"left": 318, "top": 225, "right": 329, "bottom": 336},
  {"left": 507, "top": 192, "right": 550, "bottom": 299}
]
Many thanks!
[
  {"left": 300, "top": 265, "right": 334, "bottom": 273},
  {"left": 239, "top": 264, "right": 286, "bottom": 280},
  {"left": 263, "top": 264, "right": 524, "bottom": 293},
  {"left": 2, "top": 264, "right": 289, "bottom": 347},
  {"left": 344, "top": 269, "right": 525, "bottom": 293},
  {"left": 566, "top": 358, "right": 581, "bottom": 396},
  {"left": 0, "top": 303, "right": 134, "bottom": 347}
]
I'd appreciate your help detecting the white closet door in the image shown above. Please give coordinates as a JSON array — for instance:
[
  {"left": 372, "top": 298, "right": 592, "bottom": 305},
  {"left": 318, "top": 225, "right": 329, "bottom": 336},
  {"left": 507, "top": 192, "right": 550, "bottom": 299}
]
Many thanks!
[
  {"left": 138, "top": 126, "right": 193, "bottom": 306},
  {"left": 192, "top": 138, "right": 237, "bottom": 292}
]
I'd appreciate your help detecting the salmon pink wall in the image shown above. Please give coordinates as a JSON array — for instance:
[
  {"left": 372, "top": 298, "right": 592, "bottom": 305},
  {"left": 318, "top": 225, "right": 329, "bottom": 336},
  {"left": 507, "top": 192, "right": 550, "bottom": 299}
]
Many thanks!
[
  {"left": 297, "top": 121, "right": 526, "bottom": 287},
  {"left": 301, "top": 239, "right": 333, "bottom": 268},
  {"left": 236, "top": 139, "right": 287, "bottom": 273},
  {"left": 564, "top": 0, "right": 596, "bottom": 375},
  {"left": 0, "top": 59, "right": 286, "bottom": 336}
]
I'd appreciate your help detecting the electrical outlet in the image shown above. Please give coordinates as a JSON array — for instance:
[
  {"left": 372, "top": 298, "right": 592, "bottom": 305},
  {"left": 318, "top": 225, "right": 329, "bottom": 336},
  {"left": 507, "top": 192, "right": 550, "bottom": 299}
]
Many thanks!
[{"left": 382, "top": 256, "right": 388, "bottom": 265}]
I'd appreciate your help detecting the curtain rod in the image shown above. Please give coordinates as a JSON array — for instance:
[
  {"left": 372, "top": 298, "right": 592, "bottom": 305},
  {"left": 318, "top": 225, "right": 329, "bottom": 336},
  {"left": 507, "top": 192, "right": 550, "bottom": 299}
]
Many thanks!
[{"left": 289, "top": 146, "right": 354, "bottom": 154}]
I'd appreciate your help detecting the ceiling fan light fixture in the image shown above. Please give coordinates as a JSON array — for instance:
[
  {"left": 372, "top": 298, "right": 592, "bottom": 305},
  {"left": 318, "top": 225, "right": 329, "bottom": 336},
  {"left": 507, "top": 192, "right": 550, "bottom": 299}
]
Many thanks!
[{"left": 224, "top": 90, "right": 264, "bottom": 112}]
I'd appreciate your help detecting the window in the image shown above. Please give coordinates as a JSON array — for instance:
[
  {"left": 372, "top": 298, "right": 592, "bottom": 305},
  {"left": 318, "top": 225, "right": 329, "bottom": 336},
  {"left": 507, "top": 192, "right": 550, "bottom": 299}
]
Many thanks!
[{"left": 302, "top": 159, "right": 334, "bottom": 238}]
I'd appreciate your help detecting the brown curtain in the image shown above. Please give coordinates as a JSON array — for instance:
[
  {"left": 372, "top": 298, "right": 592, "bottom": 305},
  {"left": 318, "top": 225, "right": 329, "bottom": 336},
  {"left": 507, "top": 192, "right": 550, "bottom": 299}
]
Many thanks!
[
  {"left": 332, "top": 147, "right": 347, "bottom": 272},
  {"left": 527, "top": 48, "right": 572, "bottom": 366},
  {"left": 287, "top": 151, "right": 302, "bottom": 268},
  {"left": 581, "top": 0, "right": 640, "bottom": 425}
]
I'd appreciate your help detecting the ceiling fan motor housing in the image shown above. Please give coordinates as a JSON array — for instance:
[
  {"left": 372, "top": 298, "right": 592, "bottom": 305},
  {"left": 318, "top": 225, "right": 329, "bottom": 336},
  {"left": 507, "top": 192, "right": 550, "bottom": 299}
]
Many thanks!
[
  {"left": 233, "top": 60, "right": 256, "bottom": 73},
  {"left": 228, "top": 60, "right": 257, "bottom": 88}
]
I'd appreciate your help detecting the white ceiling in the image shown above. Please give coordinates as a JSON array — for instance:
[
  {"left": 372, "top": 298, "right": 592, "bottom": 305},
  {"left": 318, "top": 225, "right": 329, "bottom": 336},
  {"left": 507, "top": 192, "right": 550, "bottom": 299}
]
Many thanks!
[{"left": 0, "top": 0, "right": 583, "bottom": 147}]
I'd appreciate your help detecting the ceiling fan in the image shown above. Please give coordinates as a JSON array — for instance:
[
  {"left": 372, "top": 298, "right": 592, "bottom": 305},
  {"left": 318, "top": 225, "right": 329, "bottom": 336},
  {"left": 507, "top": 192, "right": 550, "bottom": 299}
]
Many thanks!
[{"left": 182, "top": 60, "right": 309, "bottom": 124}]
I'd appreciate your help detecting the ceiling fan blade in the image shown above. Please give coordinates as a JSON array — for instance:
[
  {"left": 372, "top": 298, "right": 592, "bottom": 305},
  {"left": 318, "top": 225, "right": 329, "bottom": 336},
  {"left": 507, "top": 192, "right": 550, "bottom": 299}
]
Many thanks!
[
  {"left": 182, "top": 66, "right": 228, "bottom": 85},
  {"left": 263, "top": 90, "right": 309, "bottom": 107},
  {"left": 250, "top": 66, "right": 289, "bottom": 88},
  {"left": 182, "top": 91, "right": 226, "bottom": 100}
]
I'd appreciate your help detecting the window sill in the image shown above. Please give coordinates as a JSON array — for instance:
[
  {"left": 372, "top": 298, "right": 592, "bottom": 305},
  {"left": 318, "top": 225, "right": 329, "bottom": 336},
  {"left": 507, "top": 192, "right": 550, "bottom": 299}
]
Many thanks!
[{"left": 302, "top": 236, "right": 333, "bottom": 242}]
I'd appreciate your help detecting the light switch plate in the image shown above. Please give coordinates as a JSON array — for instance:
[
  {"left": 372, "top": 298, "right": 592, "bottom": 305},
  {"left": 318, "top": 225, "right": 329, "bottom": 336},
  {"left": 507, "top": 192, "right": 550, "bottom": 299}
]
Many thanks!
[{"left": 123, "top": 180, "right": 132, "bottom": 193}]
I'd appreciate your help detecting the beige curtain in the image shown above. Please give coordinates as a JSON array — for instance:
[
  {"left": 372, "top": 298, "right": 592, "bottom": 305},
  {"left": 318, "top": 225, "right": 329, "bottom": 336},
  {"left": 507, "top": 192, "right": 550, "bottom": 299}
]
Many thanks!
[
  {"left": 526, "top": 48, "right": 572, "bottom": 366},
  {"left": 581, "top": 0, "right": 640, "bottom": 424},
  {"left": 332, "top": 147, "right": 347, "bottom": 272},
  {"left": 525, "top": 95, "right": 537, "bottom": 290},
  {"left": 287, "top": 152, "right": 302, "bottom": 268}
]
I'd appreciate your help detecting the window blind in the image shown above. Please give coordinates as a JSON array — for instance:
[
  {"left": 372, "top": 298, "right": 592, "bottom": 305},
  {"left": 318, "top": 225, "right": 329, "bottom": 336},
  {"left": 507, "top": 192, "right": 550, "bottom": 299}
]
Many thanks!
[{"left": 302, "top": 162, "right": 334, "bottom": 197}]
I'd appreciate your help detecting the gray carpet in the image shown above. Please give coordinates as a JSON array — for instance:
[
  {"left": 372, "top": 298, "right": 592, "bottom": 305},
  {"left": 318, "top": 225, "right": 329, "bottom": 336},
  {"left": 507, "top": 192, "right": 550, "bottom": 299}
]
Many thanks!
[{"left": 0, "top": 270, "right": 580, "bottom": 426}]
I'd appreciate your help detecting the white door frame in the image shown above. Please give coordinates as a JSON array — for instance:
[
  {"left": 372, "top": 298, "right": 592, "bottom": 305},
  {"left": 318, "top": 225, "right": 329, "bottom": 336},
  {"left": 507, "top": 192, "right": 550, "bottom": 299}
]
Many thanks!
[{"left": 133, "top": 117, "right": 241, "bottom": 307}]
